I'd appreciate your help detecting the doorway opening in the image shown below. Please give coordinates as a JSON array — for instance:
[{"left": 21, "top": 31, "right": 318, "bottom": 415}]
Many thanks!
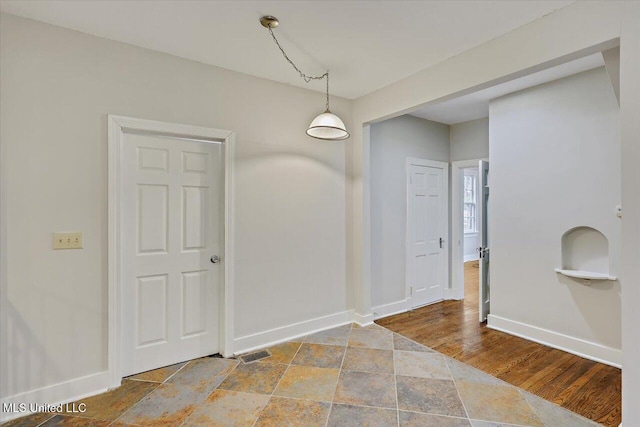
[
  {"left": 370, "top": 48, "right": 622, "bottom": 425},
  {"left": 452, "top": 161, "right": 481, "bottom": 294}
]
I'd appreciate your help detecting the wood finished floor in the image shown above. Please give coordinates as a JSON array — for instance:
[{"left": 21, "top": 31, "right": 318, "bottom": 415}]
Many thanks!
[{"left": 376, "top": 261, "right": 622, "bottom": 427}]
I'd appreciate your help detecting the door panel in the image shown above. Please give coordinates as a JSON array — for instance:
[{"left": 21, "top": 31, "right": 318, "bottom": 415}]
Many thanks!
[
  {"left": 122, "top": 132, "right": 221, "bottom": 376},
  {"left": 182, "top": 270, "right": 207, "bottom": 337},
  {"left": 408, "top": 161, "right": 447, "bottom": 308},
  {"left": 137, "top": 274, "right": 168, "bottom": 346},
  {"left": 479, "top": 160, "right": 490, "bottom": 322},
  {"left": 183, "top": 186, "right": 208, "bottom": 250},
  {"left": 137, "top": 185, "right": 168, "bottom": 253},
  {"left": 138, "top": 147, "right": 169, "bottom": 171},
  {"left": 182, "top": 151, "right": 209, "bottom": 173}
]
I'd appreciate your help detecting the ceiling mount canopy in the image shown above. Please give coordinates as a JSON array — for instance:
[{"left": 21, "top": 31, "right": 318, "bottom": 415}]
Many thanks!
[
  {"left": 259, "top": 15, "right": 279, "bottom": 29},
  {"left": 260, "top": 15, "right": 349, "bottom": 141}
]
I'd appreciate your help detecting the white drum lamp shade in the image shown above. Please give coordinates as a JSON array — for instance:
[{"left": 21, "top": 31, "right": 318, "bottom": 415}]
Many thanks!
[{"left": 306, "top": 111, "right": 350, "bottom": 140}]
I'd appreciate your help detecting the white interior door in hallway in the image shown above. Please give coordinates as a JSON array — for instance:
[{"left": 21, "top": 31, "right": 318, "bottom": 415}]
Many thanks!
[
  {"left": 478, "top": 160, "right": 490, "bottom": 322},
  {"left": 121, "top": 132, "right": 222, "bottom": 376},
  {"left": 406, "top": 158, "right": 449, "bottom": 309}
]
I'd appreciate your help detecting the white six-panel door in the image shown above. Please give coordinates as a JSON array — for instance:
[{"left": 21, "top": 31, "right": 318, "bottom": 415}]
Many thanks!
[
  {"left": 121, "top": 132, "right": 222, "bottom": 376},
  {"left": 407, "top": 158, "right": 448, "bottom": 308}
]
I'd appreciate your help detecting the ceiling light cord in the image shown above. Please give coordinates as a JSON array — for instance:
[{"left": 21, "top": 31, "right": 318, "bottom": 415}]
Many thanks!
[
  {"left": 261, "top": 15, "right": 348, "bottom": 140},
  {"left": 267, "top": 27, "right": 331, "bottom": 112}
]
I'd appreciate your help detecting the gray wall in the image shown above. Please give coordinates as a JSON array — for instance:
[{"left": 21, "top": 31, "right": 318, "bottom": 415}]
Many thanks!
[
  {"left": 489, "top": 67, "right": 621, "bottom": 363},
  {"left": 450, "top": 117, "right": 489, "bottom": 161},
  {"left": 370, "top": 115, "right": 449, "bottom": 308}
]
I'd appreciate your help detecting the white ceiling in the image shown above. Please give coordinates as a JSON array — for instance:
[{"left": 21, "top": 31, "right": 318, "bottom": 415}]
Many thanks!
[
  {"left": 0, "top": 0, "right": 574, "bottom": 100},
  {"left": 409, "top": 53, "right": 605, "bottom": 125}
]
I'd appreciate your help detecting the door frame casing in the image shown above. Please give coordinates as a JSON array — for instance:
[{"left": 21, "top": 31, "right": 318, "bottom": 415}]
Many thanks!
[
  {"left": 451, "top": 158, "right": 488, "bottom": 300},
  {"left": 107, "top": 115, "right": 235, "bottom": 389},
  {"left": 405, "top": 157, "right": 449, "bottom": 308}
]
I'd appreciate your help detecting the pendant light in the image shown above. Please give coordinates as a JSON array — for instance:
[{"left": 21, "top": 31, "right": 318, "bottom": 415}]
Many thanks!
[{"left": 260, "top": 16, "right": 349, "bottom": 141}]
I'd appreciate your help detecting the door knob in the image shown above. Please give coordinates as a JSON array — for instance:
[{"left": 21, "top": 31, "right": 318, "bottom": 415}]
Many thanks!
[{"left": 210, "top": 255, "right": 220, "bottom": 264}]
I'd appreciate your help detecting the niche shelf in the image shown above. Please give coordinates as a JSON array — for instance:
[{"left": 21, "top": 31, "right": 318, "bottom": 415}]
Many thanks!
[
  {"left": 554, "top": 269, "right": 616, "bottom": 281},
  {"left": 556, "top": 226, "right": 616, "bottom": 283}
]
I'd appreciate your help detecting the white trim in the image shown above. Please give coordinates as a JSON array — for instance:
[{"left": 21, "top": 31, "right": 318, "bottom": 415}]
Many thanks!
[
  {"left": 443, "top": 288, "right": 455, "bottom": 300},
  {"left": 405, "top": 157, "right": 449, "bottom": 308},
  {"left": 233, "top": 310, "right": 355, "bottom": 355},
  {"left": 107, "top": 115, "right": 234, "bottom": 387},
  {"left": 0, "top": 372, "right": 109, "bottom": 423},
  {"left": 107, "top": 116, "right": 122, "bottom": 389},
  {"left": 360, "top": 124, "right": 373, "bottom": 319},
  {"left": 372, "top": 299, "right": 410, "bottom": 320},
  {"left": 451, "top": 159, "right": 488, "bottom": 300},
  {"left": 353, "top": 312, "right": 374, "bottom": 326},
  {"left": 221, "top": 133, "right": 235, "bottom": 358},
  {"left": 487, "top": 314, "right": 622, "bottom": 368},
  {"left": 463, "top": 254, "right": 479, "bottom": 263}
]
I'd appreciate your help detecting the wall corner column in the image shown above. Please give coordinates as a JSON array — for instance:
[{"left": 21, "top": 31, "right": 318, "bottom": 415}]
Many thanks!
[
  {"left": 350, "top": 119, "right": 373, "bottom": 323},
  {"left": 620, "top": 1, "right": 640, "bottom": 424}
]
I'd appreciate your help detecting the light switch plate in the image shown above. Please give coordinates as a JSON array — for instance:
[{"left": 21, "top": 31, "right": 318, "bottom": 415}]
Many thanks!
[{"left": 53, "top": 232, "right": 83, "bottom": 249}]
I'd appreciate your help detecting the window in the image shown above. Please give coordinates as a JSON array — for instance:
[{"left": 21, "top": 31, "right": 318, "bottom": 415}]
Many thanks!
[{"left": 463, "top": 171, "right": 478, "bottom": 233}]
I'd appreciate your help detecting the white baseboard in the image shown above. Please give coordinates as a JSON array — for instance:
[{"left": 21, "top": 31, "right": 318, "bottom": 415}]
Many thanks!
[
  {"left": 233, "top": 310, "right": 355, "bottom": 355},
  {"left": 372, "top": 299, "right": 410, "bottom": 320},
  {"left": 353, "top": 312, "right": 374, "bottom": 326},
  {"left": 487, "top": 314, "right": 622, "bottom": 368},
  {"left": 464, "top": 254, "right": 479, "bottom": 262},
  {"left": 372, "top": 293, "right": 461, "bottom": 320},
  {"left": 1, "top": 371, "right": 110, "bottom": 423},
  {"left": 443, "top": 287, "right": 464, "bottom": 301}
]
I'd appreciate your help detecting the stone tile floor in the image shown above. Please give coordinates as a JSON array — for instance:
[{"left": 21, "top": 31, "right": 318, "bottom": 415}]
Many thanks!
[{"left": 3, "top": 323, "right": 600, "bottom": 426}]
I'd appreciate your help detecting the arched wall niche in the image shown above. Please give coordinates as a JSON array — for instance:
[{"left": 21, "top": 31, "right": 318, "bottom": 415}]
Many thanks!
[
  {"left": 562, "top": 226, "right": 609, "bottom": 273},
  {"left": 556, "top": 226, "right": 616, "bottom": 281}
]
